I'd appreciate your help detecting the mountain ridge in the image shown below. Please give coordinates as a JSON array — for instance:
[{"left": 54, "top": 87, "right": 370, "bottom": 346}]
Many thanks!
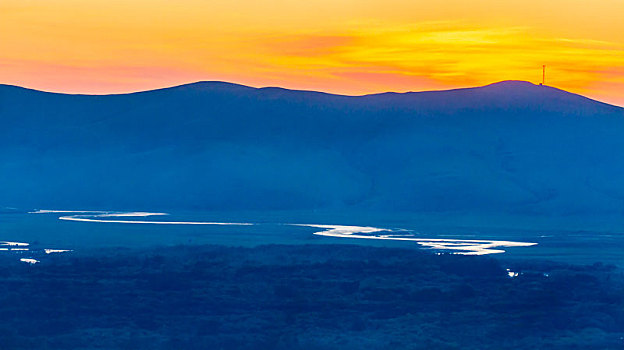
[
  {"left": 0, "top": 79, "right": 623, "bottom": 216},
  {"left": 0, "top": 80, "right": 621, "bottom": 110}
]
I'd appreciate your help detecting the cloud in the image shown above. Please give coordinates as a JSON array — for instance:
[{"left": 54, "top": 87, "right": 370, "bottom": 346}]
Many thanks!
[{"left": 261, "top": 34, "right": 355, "bottom": 56}]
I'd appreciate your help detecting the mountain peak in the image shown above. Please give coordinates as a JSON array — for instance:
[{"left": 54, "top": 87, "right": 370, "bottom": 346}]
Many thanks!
[
  {"left": 152, "top": 80, "right": 256, "bottom": 94},
  {"left": 485, "top": 80, "right": 538, "bottom": 88}
]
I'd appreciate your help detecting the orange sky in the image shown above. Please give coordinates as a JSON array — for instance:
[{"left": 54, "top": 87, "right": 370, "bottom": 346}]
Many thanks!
[{"left": 1, "top": 0, "right": 623, "bottom": 106}]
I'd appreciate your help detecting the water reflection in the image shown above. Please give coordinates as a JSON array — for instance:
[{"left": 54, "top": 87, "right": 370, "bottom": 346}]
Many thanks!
[
  {"left": 27, "top": 210, "right": 538, "bottom": 256},
  {"left": 295, "top": 224, "right": 537, "bottom": 255}
]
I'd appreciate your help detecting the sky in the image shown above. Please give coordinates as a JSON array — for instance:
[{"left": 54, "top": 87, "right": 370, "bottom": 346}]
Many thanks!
[{"left": 1, "top": 0, "right": 623, "bottom": 106}]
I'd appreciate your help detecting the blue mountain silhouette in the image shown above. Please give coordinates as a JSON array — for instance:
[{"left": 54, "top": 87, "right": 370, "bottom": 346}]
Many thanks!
[{"left": 1, "top": 80, "right": 623, "bottom": 215}]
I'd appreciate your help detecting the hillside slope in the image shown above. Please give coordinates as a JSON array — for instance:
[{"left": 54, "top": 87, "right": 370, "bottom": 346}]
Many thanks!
[{"left": 1, "top": 80, "right": 623, "bottom": 215}]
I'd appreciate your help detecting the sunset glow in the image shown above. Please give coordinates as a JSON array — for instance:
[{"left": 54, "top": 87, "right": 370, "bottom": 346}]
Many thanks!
[{"left": 1, "top": 0, "right": 623, "bottom": 105}]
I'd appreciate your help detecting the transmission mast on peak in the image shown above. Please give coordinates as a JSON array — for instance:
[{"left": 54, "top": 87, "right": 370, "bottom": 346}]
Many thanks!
[{"left": 541, "top": 65, "right": 546, "bottom": 86}]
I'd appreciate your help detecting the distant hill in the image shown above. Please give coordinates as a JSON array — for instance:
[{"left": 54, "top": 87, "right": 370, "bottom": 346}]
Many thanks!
[{"left": 1, "top": 80, "right": 623, "bottom": 216}]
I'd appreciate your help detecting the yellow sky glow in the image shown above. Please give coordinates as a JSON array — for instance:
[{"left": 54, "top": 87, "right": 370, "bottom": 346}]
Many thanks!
[{"left": 1, "top": 0, "right": 623, "bottom": 105}]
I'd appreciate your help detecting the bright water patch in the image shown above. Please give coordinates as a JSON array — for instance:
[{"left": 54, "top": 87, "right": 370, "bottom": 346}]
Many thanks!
[
  {"left": 1, "top": 241, "right": 29, "bottom": 247},
  {"left": 7, "top": 210, "right": 624, "bottom": 266},
  {"left": 20, "top": 258, "right": 39, "bottom": 265},
  {"left": 44, "top": 249, "right": 73, "bottom": 254},
  {"left": 2, "top": 235, "right": 71, "bottom": 264},
  {"left": 29, "top": 210, "right": 109, "bottom": 214},
  {"left": 506, "top": 268, "right": 519, "bottom": 278},
  {"left": 294, "top": 224, "right": 537, "bottom": 255},
  {"left": 27, "top": 211, "right": 537, "bottom": 256},
  {"left": 54, "top": 211, "right": 253, "bottom": 226}
]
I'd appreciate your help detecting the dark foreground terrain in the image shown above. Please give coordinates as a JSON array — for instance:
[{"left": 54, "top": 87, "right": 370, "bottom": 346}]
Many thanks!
[{"left": 1, "top": 245, "right": 622, "bottom": 349}]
